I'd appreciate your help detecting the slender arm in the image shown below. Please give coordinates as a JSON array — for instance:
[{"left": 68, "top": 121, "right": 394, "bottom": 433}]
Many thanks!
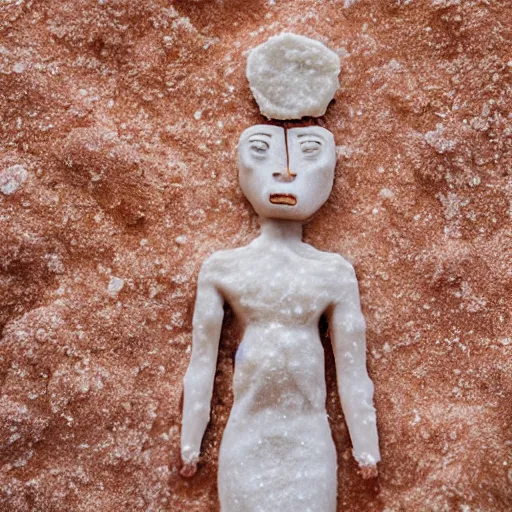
[
  {"left": 180, "top": 257, "right": 224, "bottom": 466},
  {"left": 329, "top": 264, "right": 381, "bottom": 469}
]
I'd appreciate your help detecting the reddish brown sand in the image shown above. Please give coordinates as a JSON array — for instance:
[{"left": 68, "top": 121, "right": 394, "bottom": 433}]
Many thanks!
[{"left": 1, "top": 1, "right": 511, "bottom": 511}]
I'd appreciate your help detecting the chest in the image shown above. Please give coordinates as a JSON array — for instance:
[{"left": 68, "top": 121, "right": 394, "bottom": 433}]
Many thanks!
[{"left": 217, "top": 249, "right": 336, "bottom": 324}]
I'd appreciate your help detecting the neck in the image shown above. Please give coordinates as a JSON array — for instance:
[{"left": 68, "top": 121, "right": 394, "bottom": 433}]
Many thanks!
[{"left": 259, "top": 217, "right": 303, "bottom": 244}]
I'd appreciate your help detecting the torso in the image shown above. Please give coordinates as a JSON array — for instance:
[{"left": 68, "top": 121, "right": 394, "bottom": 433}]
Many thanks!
[
  {"left": 206, "top": 236, "right": 348, "bottom": 423},
  {"left": 211, "top": 235, "right": 348, "bottom": 512}
]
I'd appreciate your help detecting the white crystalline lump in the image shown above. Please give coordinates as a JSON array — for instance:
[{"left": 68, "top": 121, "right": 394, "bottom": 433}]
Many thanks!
[
  {"left": 246, "top": 33, "right": 341, "bottom": 120},
  {"left": 107, "top": 277, "right": 124, "bottom": 295},
  {"left": 0, "top": 164, "right": 28, "bottom": 195}
]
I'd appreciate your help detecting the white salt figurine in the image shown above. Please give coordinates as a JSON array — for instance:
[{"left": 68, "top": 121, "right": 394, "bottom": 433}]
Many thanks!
[{"left": 180, "top": 34, "right": 380, "bottom": 512}]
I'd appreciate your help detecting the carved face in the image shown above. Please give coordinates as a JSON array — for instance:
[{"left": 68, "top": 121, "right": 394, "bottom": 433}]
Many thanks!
[{"left": 238, "top": 124, "right": 336, "bottom": 221}]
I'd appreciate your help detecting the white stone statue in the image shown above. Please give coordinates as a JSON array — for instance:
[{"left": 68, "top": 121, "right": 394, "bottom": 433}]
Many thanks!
[{"left": 180, "top": 122, "right": 381, "bottom": 511}]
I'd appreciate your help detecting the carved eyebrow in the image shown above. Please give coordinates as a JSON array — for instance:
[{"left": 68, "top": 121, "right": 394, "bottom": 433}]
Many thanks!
[
  {"left": 249, "top": 132, "right": 272, "bottom": 138},
  {"left": 296, "top": 133, "right": 323, "bottom": 139}
]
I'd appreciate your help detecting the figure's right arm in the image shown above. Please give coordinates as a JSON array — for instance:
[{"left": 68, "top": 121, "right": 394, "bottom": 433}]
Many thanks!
[{"left": 180, "top": 256, "right": 224, "bottom": 475}]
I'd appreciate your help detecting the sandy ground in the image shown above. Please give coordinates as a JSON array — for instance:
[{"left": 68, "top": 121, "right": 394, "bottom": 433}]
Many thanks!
[{"left": 0, "top": 1, "right": 511, "bottom": 510}]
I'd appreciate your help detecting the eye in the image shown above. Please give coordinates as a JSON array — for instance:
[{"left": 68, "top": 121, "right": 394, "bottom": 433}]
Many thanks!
[
  {"left": 249, "top": 140, "right": 269, "bottom": 154},
  {"left": 300, "top": 140, "right": 322, "bottom": 154}
]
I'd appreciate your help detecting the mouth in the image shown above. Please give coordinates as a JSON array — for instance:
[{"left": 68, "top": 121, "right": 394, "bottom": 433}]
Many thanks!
[{"left": 269, "top": 193, "right": 297, "bottom": 206}]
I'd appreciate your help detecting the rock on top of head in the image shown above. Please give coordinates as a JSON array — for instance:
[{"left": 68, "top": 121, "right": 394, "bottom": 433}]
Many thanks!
[{"left": 246, "top": 33, "right": 341, "bottom": 120}]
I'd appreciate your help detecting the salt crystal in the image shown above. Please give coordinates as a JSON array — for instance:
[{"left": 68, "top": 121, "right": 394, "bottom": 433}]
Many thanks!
[
  {"left": 424, "top": 124, "right": 456, "bottom": 154},
  {"left": 107, "top": 277, "right": 124, "bottom": 295},
  {"left": 13, "top": 62, "right": 26, "bottom": 73},
  {"left": 246, "top": 33, "right": 340, "bottom": 120},
  {"left": 0, "top": 164, "right": 28, "bottom": 195},
  {"left": 46, "top": 253, "right": 65, "bottom": 274},
  {"left": 379, "top": 188, "right": 394, "bottom": 198}
]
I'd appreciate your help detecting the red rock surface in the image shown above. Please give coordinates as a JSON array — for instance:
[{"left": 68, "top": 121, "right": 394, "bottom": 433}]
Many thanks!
[{"left": 0, "top": 1, "right": 511, "bottom": 511}]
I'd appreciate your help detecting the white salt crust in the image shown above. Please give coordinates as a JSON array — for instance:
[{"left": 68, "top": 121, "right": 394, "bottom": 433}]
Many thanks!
[
  {"left": 246, "top": 33, "right": 341, "bottom": 120},
  {"left": 0, "top": 164, "right": 28, "bottom": 195}
]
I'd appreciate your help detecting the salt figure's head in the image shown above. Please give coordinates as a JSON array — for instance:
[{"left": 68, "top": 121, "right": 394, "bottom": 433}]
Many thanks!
[{"left": 237, "top": 123, "right": 336, "bottom": 222}]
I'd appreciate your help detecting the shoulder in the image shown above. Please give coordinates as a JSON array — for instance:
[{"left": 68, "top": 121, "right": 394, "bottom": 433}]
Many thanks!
[
  {"left": 305, "top": 248, "right": 362, "bottom": 307},
  {"left": 324, "top": 254, "right": 360, "bottom": 297},
  {"left": 198, "top": 246, "right": 248, "bottom": 281},
  {"left": 328, "top": 253, "right": 358, "bottom": 281},
  {"left": 303, "top": 245, "right": 357, "bottom": 280}
]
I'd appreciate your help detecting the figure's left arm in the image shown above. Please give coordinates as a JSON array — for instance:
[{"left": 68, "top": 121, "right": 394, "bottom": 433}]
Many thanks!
[{"left": 328, "top": 262, "right": 381, "bottom": 478}]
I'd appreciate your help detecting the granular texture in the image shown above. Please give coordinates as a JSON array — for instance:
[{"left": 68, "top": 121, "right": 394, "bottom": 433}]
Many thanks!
[{"left": 0, "top": 1, "right": 510, "bottom": 511}]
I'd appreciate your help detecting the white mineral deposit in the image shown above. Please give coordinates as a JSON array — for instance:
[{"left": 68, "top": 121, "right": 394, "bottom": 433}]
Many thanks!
[
  {"left": 180, "top": 124, "right": 380, "bottom": 511},
  {"left": 246, "top": 33, "right": 341, "bottom": 120}
]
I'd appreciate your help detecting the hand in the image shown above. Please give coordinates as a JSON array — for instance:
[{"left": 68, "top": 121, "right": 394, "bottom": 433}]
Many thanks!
[
  {"left": 358, "top": 464, "right": 378, "bottom": 480},
  {"left": 179, "top": 460, "right": 198, "bottom": 478}
]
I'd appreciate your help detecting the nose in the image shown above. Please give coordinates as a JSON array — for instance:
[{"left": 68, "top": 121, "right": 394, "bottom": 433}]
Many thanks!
[{"left": 272, "top": 168, "right": 297, "bottom": 183}]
